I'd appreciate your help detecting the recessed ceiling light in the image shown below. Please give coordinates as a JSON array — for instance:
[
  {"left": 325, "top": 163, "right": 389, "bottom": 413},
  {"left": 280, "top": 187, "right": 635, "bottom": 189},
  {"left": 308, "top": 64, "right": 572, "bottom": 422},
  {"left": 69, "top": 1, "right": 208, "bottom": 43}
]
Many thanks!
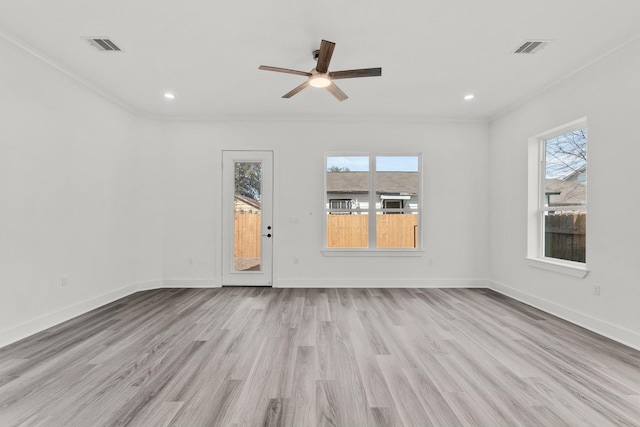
[
  {"left": 464, "top": 94, "right": 475, "bottom": 101},
  {"left": 164, "top": 92, "right": 175, "bottom": 100}
]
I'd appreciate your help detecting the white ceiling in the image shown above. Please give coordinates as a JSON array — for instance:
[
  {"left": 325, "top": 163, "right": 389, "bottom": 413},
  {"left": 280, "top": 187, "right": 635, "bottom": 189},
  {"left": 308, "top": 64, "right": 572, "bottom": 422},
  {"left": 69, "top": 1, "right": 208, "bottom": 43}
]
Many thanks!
[{"left": 2, "top": 0, "right": 639, "bottom": 120}]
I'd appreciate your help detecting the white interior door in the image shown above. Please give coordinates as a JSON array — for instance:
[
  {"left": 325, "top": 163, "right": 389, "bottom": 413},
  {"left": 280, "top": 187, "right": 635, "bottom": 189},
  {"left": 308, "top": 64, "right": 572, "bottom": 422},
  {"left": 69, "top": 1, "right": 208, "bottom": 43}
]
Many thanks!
[{"left": 222, "top": 151, "right": 273, "bottom": 286}]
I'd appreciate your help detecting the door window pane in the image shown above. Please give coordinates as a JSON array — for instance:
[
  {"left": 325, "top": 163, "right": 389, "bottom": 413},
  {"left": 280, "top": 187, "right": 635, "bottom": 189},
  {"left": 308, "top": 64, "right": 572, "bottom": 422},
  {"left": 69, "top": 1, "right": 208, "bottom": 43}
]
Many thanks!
[{"left": 234, "top": 162, "right": 262, "bottom": 271}]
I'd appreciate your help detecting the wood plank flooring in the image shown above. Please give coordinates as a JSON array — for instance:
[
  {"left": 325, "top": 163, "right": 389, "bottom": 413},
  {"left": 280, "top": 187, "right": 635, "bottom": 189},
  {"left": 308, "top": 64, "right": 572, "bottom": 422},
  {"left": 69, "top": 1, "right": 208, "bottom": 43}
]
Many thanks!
[{"left": 1, "top": 287, "right": 639, "bottom": 426}]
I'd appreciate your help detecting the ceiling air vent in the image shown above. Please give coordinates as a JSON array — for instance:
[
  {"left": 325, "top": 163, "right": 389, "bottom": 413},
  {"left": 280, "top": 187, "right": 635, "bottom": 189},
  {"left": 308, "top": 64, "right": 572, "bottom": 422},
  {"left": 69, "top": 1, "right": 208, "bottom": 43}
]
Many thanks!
[
  {"left": 85, "top": 37, "right": 122, "bottom": 52},
  {"left": 514, "top": 40, "right": 550, "bottom": 54}
]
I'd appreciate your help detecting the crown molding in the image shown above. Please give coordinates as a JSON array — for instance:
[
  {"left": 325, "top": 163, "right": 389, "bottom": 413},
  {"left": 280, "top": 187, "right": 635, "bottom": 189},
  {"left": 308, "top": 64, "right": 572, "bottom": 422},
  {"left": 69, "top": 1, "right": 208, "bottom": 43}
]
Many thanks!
[
  {"left": 490, "top": 31, "right": 640, "bottom": 122},
  {"left": 0, "top": 29, "right": 154, "bottom": 119}
]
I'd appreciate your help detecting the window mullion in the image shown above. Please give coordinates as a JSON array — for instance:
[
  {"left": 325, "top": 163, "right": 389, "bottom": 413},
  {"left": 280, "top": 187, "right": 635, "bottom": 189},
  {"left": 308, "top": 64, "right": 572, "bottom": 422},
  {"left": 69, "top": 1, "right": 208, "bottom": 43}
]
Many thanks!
[{"left": 368, "top": 155, "right": 376, "bottom": 249}]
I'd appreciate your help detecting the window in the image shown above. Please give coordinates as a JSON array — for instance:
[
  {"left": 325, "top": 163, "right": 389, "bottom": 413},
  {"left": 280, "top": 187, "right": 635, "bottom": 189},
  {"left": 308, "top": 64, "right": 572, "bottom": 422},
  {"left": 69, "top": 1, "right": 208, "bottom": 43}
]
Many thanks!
[
  {"left": 325, "top": 154, "right": 421, "bottom": 250},
  {"left": 329, "top": 199, "right": 354, "bottom": 214},
  {"left": 528, "top": 119, "right": 587, "bottom": 273},
  {"left": 382, "top": 198, "right": 405, "bottom": 213}
]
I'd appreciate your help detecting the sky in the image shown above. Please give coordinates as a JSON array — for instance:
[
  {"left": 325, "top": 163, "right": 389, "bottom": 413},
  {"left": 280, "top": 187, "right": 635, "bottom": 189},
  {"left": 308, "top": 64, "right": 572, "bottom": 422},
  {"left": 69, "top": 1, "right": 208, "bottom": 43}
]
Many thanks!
[
  {"left": 327, "top": 155, "right": 419, "bottom": 172},
  {"left": 545, "top": 129, "right": 587, "bottom": 180}
]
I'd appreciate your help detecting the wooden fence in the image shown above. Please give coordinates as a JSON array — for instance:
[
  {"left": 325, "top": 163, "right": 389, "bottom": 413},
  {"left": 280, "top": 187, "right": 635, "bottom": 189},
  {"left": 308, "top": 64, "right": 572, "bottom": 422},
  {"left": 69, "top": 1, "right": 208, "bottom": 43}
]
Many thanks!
[
  {"left": 327, "top": 214, "right": 419, "bottom": 248},
  {"left": 326, "top": 215, "right": 368, "bottom": 248},
  {"left": 235, "top": 213, "right": 420, "bottom": 255},
  {"left": 236, "top": 212, "right": 583, "bottom": 257},
  {"left": 545, "top": 212, "right": 586, "bottom": 262},
  {"left": 234, "top": 213, "right": 261, "bottom": 258}
]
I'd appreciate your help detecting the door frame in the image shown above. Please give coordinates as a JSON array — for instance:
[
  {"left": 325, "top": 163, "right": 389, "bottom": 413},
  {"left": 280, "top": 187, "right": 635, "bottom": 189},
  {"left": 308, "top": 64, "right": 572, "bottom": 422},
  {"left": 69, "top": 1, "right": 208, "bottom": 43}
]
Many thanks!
[{"left": 221, "top": 150, "right": 274, "bottom": 287}]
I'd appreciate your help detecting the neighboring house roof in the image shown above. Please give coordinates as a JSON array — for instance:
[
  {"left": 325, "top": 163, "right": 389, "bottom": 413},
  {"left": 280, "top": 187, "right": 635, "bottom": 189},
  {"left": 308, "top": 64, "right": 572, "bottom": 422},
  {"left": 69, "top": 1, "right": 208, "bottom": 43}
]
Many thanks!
[
  {"left": 235, "top": 194, "right": 261, "bottom": 210},
  {"left": 563, "top": 165, "right": 587, "bottom": 183},
  {"left": 327, "top": 172, "right": 419, "bottom": 195},
  {"left": 545, "top": 179, "right": 586, "bottom": 206}
]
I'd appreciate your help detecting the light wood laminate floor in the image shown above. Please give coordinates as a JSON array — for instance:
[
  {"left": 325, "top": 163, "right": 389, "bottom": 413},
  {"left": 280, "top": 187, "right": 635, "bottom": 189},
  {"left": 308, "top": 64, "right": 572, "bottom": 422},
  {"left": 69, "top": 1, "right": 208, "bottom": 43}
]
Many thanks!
[{"left": 1, "top": 288, "right": 639, "bottom": 426}]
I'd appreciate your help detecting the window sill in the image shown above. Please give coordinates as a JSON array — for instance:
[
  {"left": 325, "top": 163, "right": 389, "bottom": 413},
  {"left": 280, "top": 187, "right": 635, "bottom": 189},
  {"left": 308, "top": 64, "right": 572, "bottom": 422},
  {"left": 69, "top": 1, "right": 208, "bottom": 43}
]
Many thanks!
[
  {"left": 526, "top": 257, "right": 589, "bottom": 278},
  {"left": 322, "top": 249, "right": 424, "bottom": 257}
]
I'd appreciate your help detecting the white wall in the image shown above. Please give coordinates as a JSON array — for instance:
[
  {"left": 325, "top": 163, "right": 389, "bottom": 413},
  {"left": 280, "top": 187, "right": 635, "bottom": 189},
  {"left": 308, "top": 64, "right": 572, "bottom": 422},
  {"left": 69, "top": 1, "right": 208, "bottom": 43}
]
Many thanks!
[
  {"left": 131, "top": 118, "right": 164, "bottom": 287},
  {"left": 162, "top": 119, "right": 490, "bottom": 288},
  {"left": 0, "top": 37, "right": 159, "bottom": 346},
  {"left": 489, "top": 38, "right": 640, "bottom": 349}
]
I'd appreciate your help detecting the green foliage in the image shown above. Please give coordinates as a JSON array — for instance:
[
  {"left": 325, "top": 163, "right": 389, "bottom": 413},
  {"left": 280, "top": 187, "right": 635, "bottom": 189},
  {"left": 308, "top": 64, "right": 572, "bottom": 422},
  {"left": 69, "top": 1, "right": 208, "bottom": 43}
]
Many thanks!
[{"left": 235, "top": 162, "right": 262, "bottom": 200}]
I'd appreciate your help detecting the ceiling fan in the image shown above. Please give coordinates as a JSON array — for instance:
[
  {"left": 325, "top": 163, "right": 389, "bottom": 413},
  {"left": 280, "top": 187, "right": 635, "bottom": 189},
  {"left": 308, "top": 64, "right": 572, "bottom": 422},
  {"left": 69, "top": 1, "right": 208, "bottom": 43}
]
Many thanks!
[{"left": 258, "top": 39, "right": 382, "bottom": 101}]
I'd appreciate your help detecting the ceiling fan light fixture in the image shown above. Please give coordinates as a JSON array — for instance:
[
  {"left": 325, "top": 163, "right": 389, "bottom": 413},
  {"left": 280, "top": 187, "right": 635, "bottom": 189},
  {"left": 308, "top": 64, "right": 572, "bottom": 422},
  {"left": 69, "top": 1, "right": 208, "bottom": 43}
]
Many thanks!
[{"left": 309, "top": 74, "right": 331, "bottom": 88}]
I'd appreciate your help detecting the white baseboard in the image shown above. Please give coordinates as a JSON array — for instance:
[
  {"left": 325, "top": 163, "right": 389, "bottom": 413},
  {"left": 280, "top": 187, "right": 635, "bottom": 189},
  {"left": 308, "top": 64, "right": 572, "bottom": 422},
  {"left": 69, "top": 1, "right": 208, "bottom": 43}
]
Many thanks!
[
  {"left": 275, "top": 278, "right": 488, "bottom": 288},
  {"left": 489, "top": 280, "right": 640, "bottom": 351},
  {"left": 162, "top": 278, "right": 220, "bottom": 288},
  {"left": 0, "top": 279, "right": 163, "bottom": 349},
  {"left": 134, "top": 279, "right": 165, "bottom": 292}
]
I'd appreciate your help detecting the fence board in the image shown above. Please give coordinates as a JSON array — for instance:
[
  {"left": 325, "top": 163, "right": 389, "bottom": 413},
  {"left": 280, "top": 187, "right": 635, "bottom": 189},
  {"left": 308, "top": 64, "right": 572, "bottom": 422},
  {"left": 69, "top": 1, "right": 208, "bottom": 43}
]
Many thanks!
[
  {"left": 327, "top": 214, "right": 419, "bottom": 248},
  {"left": 234, "top": 213, "right": 261, "bottom": 258},
  {"left": 327, "top": 215, "right": 368, "bottom": 248},
  {"left": 236, "top": 213, "right": 420, "bottom": 254},
  {"left": 377, "top": 215, "right": 419, "bottom": 248},
  {"left": 545, "top": 212, "right": 586, "bottom": 262}
]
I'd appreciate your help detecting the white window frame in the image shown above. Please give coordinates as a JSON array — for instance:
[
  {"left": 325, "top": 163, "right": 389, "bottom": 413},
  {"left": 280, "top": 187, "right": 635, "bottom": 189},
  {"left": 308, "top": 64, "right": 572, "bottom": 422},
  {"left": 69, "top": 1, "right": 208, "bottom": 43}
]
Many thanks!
[
  {"left": 526, "top": 118, "right": 588, "bottom": 277},
  {"left": 323, "top": 153, "right": 423, "bottom": 256}
]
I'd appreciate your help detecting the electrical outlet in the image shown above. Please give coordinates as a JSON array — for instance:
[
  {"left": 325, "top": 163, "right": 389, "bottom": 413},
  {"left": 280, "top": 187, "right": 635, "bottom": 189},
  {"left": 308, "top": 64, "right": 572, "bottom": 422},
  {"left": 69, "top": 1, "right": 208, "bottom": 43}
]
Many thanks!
[
  {"left": 61, "top": 275, "right": 69, "bottom": 287},
  {"left": 188, "top": 257, "right": 194, "bottom": 265},
  {"left": 293, "top": 257, "right": 299, "bottom": 264},
  {"left": 593, "top": 284, "right": 601, "bottom": 296},
  {"left": 428, "top": 258, "right": 434, "bottom": 266}
]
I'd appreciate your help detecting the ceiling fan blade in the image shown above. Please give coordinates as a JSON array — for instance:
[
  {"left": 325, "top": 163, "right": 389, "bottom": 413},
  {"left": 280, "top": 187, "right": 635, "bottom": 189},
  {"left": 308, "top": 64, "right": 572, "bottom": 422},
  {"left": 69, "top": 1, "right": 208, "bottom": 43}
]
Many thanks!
[
  {"left": 282, "top": 81, "right": 310, "bottom": 98},
  {"left": 259, "top": 65, "right": 312, "bottom": 77},
  {"left": 315, "top": 40, "right": 335, "bottom": 73},
  {"left": 326, "top": 82, "right": 348, "bottom": 101},
  {"left": 329, "top": 68, "right": 382, "bottom": 79}
]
